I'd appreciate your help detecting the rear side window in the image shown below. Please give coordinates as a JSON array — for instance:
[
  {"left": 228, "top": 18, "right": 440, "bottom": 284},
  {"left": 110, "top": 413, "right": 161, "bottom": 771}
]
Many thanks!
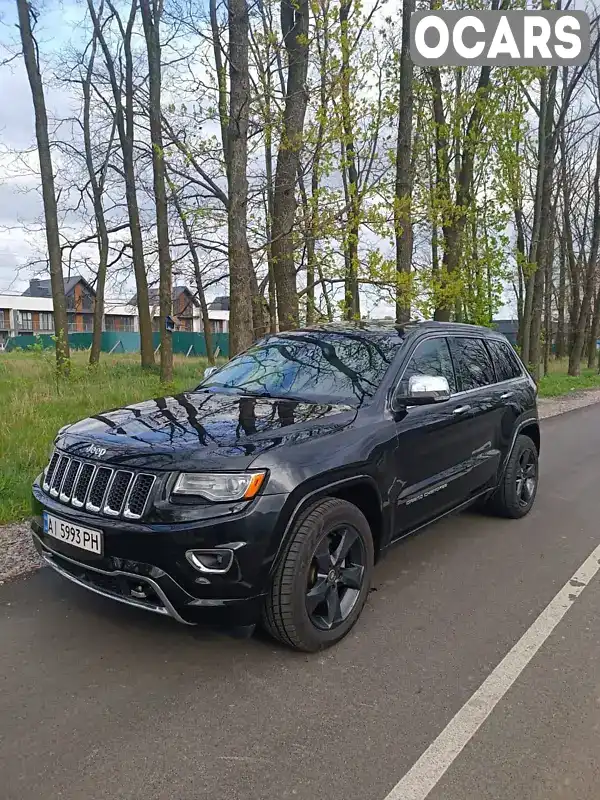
[
  {"left": 487, "top": 339, "right": 522, "bottom": 382},
  {"left": 402, "top": 337, "right": 456, "bottom": 393},
  {"left": 448, "top": 337, "right": 495, "bottom": 392}
]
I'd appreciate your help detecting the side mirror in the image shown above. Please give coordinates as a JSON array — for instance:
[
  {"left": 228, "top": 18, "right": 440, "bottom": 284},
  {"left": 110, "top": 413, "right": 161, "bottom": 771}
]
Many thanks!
[
  {"left": 203, "top": 366, "right": 217, "bottom": 379},
  {"left": 393, "top": 374, "right": 451, "bottom": 409}
]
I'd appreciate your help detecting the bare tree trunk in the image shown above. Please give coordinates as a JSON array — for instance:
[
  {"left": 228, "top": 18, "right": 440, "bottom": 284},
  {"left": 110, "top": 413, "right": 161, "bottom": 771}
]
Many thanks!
[
  {"left": 568, "top": 135, "right": 600, "bottom": 376},
  {"left": 82, "top": 24, "right": 114, "bottom": 367},
  {"left": 526, "top": 68, "right": 557, "bottom": 374},
  {"left": 16, "top": 0, "right": 70, "bottom": 374},
  {"left": 91, "top": 0, "right": 154, "bottom": 367},
  {"left": 140, "top": 0, "right": 172, "bottom": 383},
  {"left": 558, "top": 134, "right": 579, "bottom": 352},
  {"left": 298, "top": 173, "right": 316, "bottom": 325},
  {"left": 210, "top": 0, "right": 229, "bottom": 165},
  {"left": 213, "top": 0, "right": 264, "bottom": 342},
  {"left": 394, "top": 0, "right": 414, "bottom": 325},
  {"left": 521, "top": 71, "right": 548, "bottom": 366},
  {"left": 513, "top": 154, "right": 527, "bottom": 348},
  {"left": 543, "top": 235, "right": 554, "bottom": 376},
  {"left": 170, "top": 189, "right": 214, "bottom": 365},
  {"left": 264, "top": 86, "right": 277, "bottom": 332},
  {"left": 587, "top": 283, "right": 600, "bottom": 368},
  {"left": 227, "top": 0, "right": 254, "bottom": 354},
  {"left": 271, "top": 0, "right": 310, "bottom": 331},
  {"left": 256, "top": 0, "right": 277, "bottom": 332},
  {"left": 555, "top": 228, "right": 567, "bottom": 360},
  {"left": 339, "top": 0, "right": 360, "bottom": 321}
]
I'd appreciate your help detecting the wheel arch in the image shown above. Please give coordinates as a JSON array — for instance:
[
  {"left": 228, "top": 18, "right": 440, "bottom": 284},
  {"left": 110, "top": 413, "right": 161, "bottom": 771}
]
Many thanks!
[
  {"left": 500, "top": 417, "right": 540, "bottom": 482},
  {"left": 519, "top": 420, "right": 540, "bottom": 455},
  {"left": 271, "top": 475, "right": 386, "bottom": 576}
]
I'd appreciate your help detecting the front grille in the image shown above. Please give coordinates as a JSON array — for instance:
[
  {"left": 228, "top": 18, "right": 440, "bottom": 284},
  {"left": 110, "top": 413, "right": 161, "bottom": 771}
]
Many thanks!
[{"left": 42, "top": 450, "right": 156, "bottom": 520}]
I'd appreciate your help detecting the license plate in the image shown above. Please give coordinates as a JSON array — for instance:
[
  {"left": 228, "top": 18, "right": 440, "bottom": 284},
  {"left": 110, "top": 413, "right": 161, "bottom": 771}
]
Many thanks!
[{"left": 43, "top": 512, "right": 103, "bottom": 555}]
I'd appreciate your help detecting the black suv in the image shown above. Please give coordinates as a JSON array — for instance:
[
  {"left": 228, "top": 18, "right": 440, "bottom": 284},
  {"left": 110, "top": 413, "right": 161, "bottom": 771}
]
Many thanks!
[{"left": 31, "top": 321, "right": 539, "bottom": 651}]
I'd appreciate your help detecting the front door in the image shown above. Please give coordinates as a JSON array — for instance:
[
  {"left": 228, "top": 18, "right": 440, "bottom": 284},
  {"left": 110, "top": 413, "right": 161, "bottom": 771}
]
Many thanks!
[{"left": 391, "top": 335, "right": 501, "bottom": 537}]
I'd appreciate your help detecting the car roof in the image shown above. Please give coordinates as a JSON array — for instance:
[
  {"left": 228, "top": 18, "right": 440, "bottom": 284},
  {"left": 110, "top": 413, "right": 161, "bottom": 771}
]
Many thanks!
[{"left": 275, "top": 320, "right": 506, "bottom": 341}]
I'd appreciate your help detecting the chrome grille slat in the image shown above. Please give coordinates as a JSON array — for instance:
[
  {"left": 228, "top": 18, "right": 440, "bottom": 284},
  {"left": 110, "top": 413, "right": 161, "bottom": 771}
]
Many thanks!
[
  {"left": 104, "top": 471, "right": 134, "bottom": 516},
  {"left": 72, "top": 463, "right": 95, "bottom": 508},
  {"left": 43, "top": 451, "right": 61, "bottom": 491},
  {"left": 60, "top": 459, "right": 82, "bottom": 503},
  {"left": 42, "top": 452, "right": 155, "bottom": 519},
  {"left": 86, "top": 467, "right": 113, "bottom": 513},
  {"left": 124, "top": 474, "right": 156, "bottom": 519},
  {"left": 50, "top": 456, "right": 69, "bottom": 497}
]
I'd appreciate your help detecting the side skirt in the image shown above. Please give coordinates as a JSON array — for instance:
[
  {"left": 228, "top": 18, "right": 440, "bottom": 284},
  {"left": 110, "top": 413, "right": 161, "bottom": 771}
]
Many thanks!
[{"left": 385, "top": 487, "right": 493, "bottom": 550}]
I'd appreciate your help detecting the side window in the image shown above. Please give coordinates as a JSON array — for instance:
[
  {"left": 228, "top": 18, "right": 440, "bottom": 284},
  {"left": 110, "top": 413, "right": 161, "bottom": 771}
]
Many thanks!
[
  {"left": 402, "top": 337, "right": 456, "bottom": 393},
  {"left": 487, "top": 340, "right": 522, "bottom": 382},
  {"left": 448, "top": 337, "right": 495, "bottom": 392}
]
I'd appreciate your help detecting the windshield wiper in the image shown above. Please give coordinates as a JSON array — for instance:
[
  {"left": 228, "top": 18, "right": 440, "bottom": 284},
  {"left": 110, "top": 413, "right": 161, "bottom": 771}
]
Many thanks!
[
  {"left": 199, "top": 384, "right": 274, "bottom": 398},
  {"left": 198, "top": 384, "right": 309, "bottom": 403}
]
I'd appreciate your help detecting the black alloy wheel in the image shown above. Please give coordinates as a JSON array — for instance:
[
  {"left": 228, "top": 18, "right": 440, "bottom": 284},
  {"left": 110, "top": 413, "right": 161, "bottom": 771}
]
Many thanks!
[
  {"left": 305, "top": 526, "right": 366, "bottom": 631},
  {"left": 262, "top": 497, "right": 374, "bottom": 651},
  {"left": 485, "top": 433, "right": 539, "bottom": 519},
  {"left": 515, "top": 447, "right": 537, "bottom": 508}
]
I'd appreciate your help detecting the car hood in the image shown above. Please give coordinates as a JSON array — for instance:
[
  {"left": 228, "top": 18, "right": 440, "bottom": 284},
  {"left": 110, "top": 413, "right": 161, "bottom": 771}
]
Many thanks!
[{"left": 57, "top": 390, "right": 358, "bottom": 471}]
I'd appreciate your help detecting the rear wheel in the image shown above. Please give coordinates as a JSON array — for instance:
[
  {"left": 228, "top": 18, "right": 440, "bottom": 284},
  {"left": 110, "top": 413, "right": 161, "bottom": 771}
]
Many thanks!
[
  {"left": 262, "top": 498, "right": 374, "bottom": 652},
  {"left": 486, "top": 434, "right": 538, "bottom": 519}
]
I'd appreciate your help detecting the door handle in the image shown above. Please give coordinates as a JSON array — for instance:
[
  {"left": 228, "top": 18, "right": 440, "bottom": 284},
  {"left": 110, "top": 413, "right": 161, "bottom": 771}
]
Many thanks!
[
  {"left": 453, "top": 405, "right": 471, "bottom": 415},
  {"left": 500, "top": 392, "right": 513, "bottom": 400}
]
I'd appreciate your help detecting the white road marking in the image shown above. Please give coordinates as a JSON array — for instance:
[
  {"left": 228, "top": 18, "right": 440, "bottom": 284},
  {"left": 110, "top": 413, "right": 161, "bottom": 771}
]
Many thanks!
[{"left": 383, "top": 540, "right": 600, "bottom": 800}]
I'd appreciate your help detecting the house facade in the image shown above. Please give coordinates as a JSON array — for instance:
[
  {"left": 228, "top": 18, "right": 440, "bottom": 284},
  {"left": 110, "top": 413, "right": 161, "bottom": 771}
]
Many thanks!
[{"left": 0, "top": 277, "right": 229, "bottom": 345}]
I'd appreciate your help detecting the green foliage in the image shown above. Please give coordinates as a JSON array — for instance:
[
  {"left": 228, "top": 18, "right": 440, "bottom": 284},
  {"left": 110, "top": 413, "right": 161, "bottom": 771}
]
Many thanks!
[
  {"left": 538, "top": 362, "right": 600, "bottom": 398},
  {"left": 0, "top": 351, "right": 220, "bottom": 524}
]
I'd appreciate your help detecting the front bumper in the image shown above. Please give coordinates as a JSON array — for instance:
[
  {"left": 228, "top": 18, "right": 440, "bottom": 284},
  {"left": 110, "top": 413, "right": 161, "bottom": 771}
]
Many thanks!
[{"left": 31, "top": 479, "right": 288, "bottom": 627}]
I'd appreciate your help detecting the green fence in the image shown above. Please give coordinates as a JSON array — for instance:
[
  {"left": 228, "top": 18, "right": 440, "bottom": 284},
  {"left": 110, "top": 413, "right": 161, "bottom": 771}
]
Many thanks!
[{"left": 5, "top": 331, "right": 229, "bottom": 358}]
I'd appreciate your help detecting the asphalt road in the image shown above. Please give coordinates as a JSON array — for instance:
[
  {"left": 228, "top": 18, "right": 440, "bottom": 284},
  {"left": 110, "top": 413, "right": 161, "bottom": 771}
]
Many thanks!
[{"left": 2, "top": 404, "right": 600, "bottom": 800}]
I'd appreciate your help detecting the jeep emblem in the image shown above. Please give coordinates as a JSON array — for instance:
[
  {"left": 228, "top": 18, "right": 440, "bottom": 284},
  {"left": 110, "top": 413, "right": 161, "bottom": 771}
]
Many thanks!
[{"left": 86, "top": 444, "right": 107, "bottom": 458}]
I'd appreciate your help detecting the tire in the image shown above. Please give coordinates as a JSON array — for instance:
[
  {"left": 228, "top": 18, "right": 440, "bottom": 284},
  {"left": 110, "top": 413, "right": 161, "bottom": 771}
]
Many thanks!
[
  {"left": 486, "top": 434, "right": 539, "bottom": 519},
  {"left": 262, "top": 498, "right": 374, "bottom": 652}
]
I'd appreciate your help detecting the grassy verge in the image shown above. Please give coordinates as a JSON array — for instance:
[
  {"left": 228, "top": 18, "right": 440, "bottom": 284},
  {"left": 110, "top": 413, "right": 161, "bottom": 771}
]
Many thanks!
[
  {"left": 0, "top": 351, "right": 215, "bottom": 524},
  {"left": 537, "top": 358, "right": 600, "bottom": 398}
]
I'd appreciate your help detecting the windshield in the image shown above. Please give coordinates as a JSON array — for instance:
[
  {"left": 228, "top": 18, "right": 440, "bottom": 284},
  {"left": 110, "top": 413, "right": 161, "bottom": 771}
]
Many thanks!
[{"left": 198, "top": 332, "right": 402, "bottom": 405}]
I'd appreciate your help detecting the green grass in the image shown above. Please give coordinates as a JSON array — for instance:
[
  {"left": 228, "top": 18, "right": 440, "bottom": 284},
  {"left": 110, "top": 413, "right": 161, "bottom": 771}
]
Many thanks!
[
  {"left": 0, "top": 350, "right": 216, "bottom": 523},
  {"left": 537, "top": 358, "right": 600, "bottom": 398}
]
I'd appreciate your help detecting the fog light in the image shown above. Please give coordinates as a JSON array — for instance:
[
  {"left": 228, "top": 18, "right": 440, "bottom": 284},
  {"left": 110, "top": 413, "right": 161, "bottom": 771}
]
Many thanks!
[{"left": 186, "top": 549, "right": 234, "bottom": 574}]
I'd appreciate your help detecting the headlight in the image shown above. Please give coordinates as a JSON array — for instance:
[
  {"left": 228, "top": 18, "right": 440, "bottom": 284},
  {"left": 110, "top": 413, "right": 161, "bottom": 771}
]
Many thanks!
[{"left": 172, "top": 471, "right": 266, "bottom": 502}]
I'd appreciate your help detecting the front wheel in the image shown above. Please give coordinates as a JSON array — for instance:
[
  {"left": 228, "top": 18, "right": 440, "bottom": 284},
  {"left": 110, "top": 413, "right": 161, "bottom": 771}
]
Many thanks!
[
  {"left": 262, "top": 498, "right": 374, "bottom": 652},
  {"left": 486, "top": 434, "right": 539, "bottom": 519}
]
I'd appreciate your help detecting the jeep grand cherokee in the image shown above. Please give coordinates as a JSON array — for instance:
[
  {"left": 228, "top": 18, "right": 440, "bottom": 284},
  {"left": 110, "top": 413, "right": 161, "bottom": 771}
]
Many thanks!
[{"left": 31, "top": 321, "right": 539, "bottom": 651}]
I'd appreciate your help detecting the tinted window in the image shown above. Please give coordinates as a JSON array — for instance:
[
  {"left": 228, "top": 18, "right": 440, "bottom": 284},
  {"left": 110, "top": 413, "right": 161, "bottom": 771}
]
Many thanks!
[
  {"left": 200, "top": 332, "right": 402, "bottom": 405},
  {"left": 448, "top": 337, "right": 495, "bottom": 392},
  {"left": 487, "top": 340, "right": 522, "bottom": 382},
  {"left": 402, "top": 337, "right": 456, "bottom": 393}
]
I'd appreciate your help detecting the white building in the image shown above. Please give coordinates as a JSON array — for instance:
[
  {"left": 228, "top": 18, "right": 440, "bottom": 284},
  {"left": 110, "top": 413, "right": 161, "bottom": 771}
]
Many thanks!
[{"left": 0, "top": 278, "right": 229, "bottom": 344}]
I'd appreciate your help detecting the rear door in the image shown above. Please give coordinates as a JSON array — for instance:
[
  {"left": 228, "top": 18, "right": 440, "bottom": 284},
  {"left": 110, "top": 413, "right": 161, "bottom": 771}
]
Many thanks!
[
  {"left": 446, "top": 335, "right": 504, "bottom": 494},
  {"left": 485, "top": 337, "right": 528, "bottom": 455}
]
